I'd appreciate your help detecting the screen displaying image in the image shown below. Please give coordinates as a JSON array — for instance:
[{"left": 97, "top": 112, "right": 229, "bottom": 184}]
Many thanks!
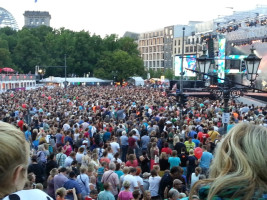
[{"left": 174, "top": 55, "right": 196, "bottom": 77}]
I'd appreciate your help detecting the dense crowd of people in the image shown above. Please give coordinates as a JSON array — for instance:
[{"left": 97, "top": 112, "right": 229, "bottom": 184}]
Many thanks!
[{"left": 0, "top": 85, "right": 267, "bottom": 200}]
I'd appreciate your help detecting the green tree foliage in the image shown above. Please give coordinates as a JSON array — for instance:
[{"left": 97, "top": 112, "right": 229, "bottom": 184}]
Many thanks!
[{"left": 0, "top": 26, "right": 144, "bottom": 79}]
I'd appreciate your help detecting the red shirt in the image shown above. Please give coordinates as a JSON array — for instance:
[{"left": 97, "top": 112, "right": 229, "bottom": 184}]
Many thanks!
[
  {"left": 128, "top": 137, "right": 136, "bottom": 148},
  {"left": 18, "top": 120, "right": 24, "bottom": 131},
  {"left": 125, "top": 159, "right": 138, "bottom": 167},
  {"left": 161, "top": 147, "right": 172, "bottom": 155},
  {"left": 100, "top": 157, "right": 110, "bottom": 164}
]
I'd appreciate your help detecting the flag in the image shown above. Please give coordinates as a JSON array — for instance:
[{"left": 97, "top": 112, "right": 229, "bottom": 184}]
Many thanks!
[{"left": 172, "top": 83, "right": 177, "bottom": 91}]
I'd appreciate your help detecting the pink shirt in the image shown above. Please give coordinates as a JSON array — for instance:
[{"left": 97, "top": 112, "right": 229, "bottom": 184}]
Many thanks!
[{"left": 118, "top": 190, "right": 133, "bottom": 200}]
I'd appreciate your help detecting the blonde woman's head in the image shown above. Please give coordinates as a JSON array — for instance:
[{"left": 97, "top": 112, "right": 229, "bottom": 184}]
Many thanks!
[
  {"left": 191, "top": 123, "right": 267, "bottom": 200},
  {"left": 173, "top": 135, "right": 180, "bottom": 146},
  {"left": 56, "top": 187, "right": 67, "bottom": 198},
  {"left": 0, "top": 122, "right": 29, "bottom": 198}
]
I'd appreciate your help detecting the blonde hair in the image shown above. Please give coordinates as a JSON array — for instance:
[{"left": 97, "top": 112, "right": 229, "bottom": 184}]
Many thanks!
[
  {"left": 173, "top": 135, "right": 180, "bottom": 146},
  {"left": 0, "top": 122, "right": 29, "bottom": 197},
  {"left": 190, "top": 123, "right": 267, "bottom": 200},
  {"left": 56, "top": 187, "right": 67, "bottom": 198}
]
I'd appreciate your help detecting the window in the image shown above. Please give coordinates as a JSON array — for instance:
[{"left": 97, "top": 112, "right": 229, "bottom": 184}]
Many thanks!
[
  {"left": 178, "top": 47, "right": 180, "bottom": 54},
  {"left": 178, "top": 40, "right": 180, "bottom": 45},
  {"left": 175, "top": 40, "right": 177, "bottom": 46},
  {"left": 194, "top": 46, "right": 197, "bottom": 52},
  {"left": 190, "top": 46, "right": 193, "bottom": 52},
  {"left": 192, "top": 38, "right": 195, "bottom": 44},
  {"left": 188, "top": 39, "right": 190, "bottom": 44},
  {"left": 174, "top": 48, "right": 176, "bottom": 54},
  {"left": 186, "top": 47, "right": 189, "bottom": 53}
]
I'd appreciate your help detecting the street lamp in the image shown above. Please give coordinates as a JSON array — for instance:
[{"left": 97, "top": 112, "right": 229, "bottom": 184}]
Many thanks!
[
  {"left": 244, "top": 46, "right": 261, "bottom": 86},
  {"left": 195, "top": 47, "right": 261, "bottom": 134},
  {"left": 197, "top": 49, "right": 212, "bottom": 80}
]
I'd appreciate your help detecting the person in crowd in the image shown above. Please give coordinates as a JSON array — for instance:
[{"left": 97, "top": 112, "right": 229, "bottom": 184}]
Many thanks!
[
  {"left": 122, "top": 167, "right": 139, "bottom": 192},
  {"left": 56, "top": 147, "right": 67, "bottom": 168},
  {"left": 187, "top": 149, "right": 198, "bottom": 185},
  {"left": 47, "top": 168, "right": 58, "bottom": 199},
  {"left": 178, "top": 148, "right": 188, "bottom": 176},
  {"left": 54, "top": 167, "right": 68, "bottom": 192},
  {"left": 63, "top": 171, "right": 82, "bottom": 200},
  {"left": 0, "top": 122, "right": 52, "bottom": 200},
  {"left": 76, "top": 147, "right": 85, "bottom": 166},
  {"left": 161, "top": 142, "right": 172, "bottom": 156},
  {"left": 98, "top": 182, "right": 115, "bottom": 200},
  {"left": 28, "top": 155, "right": 46, "bottom": 184},
  {"left": 63, "top": 141, "right": 73, "bottom": 157},
  {"left": 184, "top": 137, "right": 196, "bottom": 153},
  {"left": 158, "top": 166, "right": 180, "bottom": 198},
  {"left": 142, "top": 172, "right": 150, "bottom": 191},
  {"left": 101, "top": 162, "right": 120, "bottom": 199},
  {"left": 118, "top": 181, "right": 134, "bottom": 200},
  {"left": 159, "top": 152, "right": 170, "bottom": 177},
  {"left": 190, "top": 167, "right": 202, "bottom": 189},
  {"left": 191, "top": 123, "right": 267, "bottom": 199},
  {"left": 139, "top": 151, "right": 150, "bottom": 173},
  {"left": 168, "top": 150, "right": 181, "bottom": 170},
  {"left": 77, "top": 166, "right": 90, "bottom": 199},
  {"left": 148, "top": 169, "right": 161, "bottom": 199},
  {"left": 150, "top": 142, "right": 159, "bottom": 170},
  {"left": 199, "top": 145, "right": 213, "bottom": 176},
  {"left": 55, "top": 187, "right": 78, "bottom": 200},
  {"left": 46, "top": 154, "right": 58, "bottom": 178},
  {"left": 115, "top": 163, "right": 124, "bottom": 180},
  {"left": 125, "top": 154, "right": 138, "bottom": 167},
  {"left": 120, "top": 131, "right": 129, "bottom": 162}
]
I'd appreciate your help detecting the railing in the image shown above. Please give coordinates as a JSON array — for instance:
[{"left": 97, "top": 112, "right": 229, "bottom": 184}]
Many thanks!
[{"left": 0, "top": 74, "right": 36, "bottom": 82}]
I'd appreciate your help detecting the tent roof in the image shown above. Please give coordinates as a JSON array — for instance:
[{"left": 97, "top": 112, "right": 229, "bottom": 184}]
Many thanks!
[{"left": 40, "top": 77, "right": 112, "bottom": 83}]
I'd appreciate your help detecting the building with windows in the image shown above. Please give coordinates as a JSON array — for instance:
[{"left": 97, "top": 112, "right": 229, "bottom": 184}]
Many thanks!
[
  {"left": 24, "top": 11, "right": 51, "bottom": 28},
  {"left": 138, "top": 29, "right": 164, "bottom": 71}
]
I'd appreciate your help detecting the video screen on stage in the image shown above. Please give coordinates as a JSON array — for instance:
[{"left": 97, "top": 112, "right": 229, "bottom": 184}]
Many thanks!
[{"left": 174, "top": 55, "right": 196, "bottom": 77}]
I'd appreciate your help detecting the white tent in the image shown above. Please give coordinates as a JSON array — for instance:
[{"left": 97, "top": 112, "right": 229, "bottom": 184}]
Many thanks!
[{"left": 129, "top": 76, "right": 145, "bottom": 86}]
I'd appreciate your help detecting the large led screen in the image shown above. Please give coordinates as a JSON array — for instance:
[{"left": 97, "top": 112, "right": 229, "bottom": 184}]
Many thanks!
[{"left": 174, "top": 55, "right": 196, "bottom": 77}]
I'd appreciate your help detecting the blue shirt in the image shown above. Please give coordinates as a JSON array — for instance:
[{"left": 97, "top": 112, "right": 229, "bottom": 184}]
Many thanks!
[
  {"left": 25, "top": 130, "right": 31, "bottom": 141},
  {"left": 63, "top": 178, "right": 82, "bottom": 200},
  {"left": 188, "top": 130, "right": 197, "bottom": 138},
  {"left": 103, "top": 132, "right": 111, "bottom": 142},
  {"left": 168, "top": 157, "right": 181, "bottom": 169},
  {"left": 141, "top": 135, "right": 150, "bottom": 149},
  {"left": 120, "top": 135, "right": 129, "bottom": 146},
  {"left": 192, "top": 139, "right": 200, "bottom": 147},
  {"left": 200, "top": 151, "right": 213, "bottom": 169},
  {"left": 98, "top": 190, "right": 115, "bottom": 200}
]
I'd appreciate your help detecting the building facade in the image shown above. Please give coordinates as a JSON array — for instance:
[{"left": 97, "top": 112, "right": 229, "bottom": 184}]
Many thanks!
[
  {"left": 138, "top": 29, "right": 164, "bottom": 71},
  {"left": 24, "top": 11, "right": 51, "bottom": 27}
]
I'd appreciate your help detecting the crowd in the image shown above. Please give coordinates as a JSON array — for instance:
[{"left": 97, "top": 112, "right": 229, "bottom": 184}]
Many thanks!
[{"left": 0, "top": 85, "right": 267, "bottom": 200}]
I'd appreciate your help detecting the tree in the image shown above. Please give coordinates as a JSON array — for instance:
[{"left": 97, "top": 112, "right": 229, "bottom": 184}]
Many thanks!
[
  {"left": 95, "top": 50, "right": 144, "bottom": 84},
  {"left": 164, "top": 68, "right": 174, "bottom": 80},
  {"left": 0, "top": 48, "right": 13, "bottom": 67}
]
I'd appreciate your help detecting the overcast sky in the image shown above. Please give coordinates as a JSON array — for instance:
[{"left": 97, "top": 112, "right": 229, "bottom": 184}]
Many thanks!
[{"left": 1, "top": 0, "right": 267, "bottom": 37}]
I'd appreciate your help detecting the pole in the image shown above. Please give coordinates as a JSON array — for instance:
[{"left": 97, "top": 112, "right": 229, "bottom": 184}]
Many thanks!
[
  {"left": 64, "top": 54, "right": 67, "bottom": 88},
  {"left": 179, "top": 27, "right": 185, "bottom": 129}
]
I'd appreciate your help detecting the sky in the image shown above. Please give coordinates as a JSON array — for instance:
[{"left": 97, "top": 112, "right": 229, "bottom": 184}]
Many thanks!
[{"left": 1, "top": 0, "right": 267, "bottom": 37}]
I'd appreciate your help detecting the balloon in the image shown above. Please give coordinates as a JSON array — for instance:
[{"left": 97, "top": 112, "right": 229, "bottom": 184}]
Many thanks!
[
  {"left": 10, "top": 93, "right": 14, "bottom": 97},
  {"left": 41, "top": 94, "right": 45, "bottom": 97},
  {"left": 48, "top": 96, "right": 52, "bottom": 100},
  {"left": 194, "top": 147, "right": 203, "bottom": 159},
  {"left": 22, "top": 104, "right": 27, "bottom": 109}
]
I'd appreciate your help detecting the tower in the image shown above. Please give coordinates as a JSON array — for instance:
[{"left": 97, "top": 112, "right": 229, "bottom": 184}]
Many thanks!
[{"left": 24, "top": 11, "right": 51, "bottom": 28}]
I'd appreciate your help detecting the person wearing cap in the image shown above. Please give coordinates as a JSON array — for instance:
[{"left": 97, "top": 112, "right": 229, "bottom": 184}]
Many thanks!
[
  {"left": 142, "top": 172, "right": 150, "bottom": 191},
  {"left": 173, "top": 179, "right": 188, "bottom": 196},
  {"left": 63, "top": 171, "right": 82, "bottom": 200}
]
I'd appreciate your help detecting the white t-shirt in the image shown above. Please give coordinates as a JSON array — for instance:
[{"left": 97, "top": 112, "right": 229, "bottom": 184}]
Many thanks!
[
  {"left": 76, "top": 153, "right": 83, "bottom": 164},
  {"left": 64, "top": 156, "right": 73, "bottom": 167},
  {"left": 74, "top": 133, "right": 80, "bottom": 141},
  {"left": 191, "top": 173, "right": 200, "bottom": 188},
  {"left": 135, "top": 176, "right": 144, "bottom": 194},
  {"left": 111, "top": 158, "right": 122, "bottom": 164},
  {"left": 110, "top": 142, "right": 120, "bottom": 154},
  {"left": 3, "top": 189, "right": 53, "bottom": 200},
  {"left": 149, "top": 176, "right": 161, "bottom": 197},
  {"left": 123, "top": 174, "right": 138, "bottom": 192}
]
